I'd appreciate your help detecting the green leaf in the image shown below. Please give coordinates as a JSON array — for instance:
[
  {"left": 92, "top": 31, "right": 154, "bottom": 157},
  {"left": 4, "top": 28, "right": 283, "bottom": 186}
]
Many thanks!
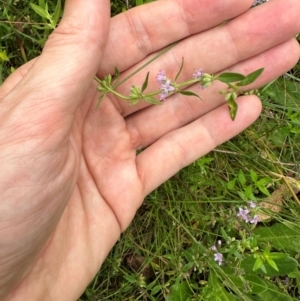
[
  {"left": 175, "top": 57, "right": 184, "bottom": 81},
  {"left": 0, "top": 50, "right": 9, "bottom": 62},
  {"left": 242, "top": 254, "right": 298, "bottom": 277},
  {"left": 228, "top": 96, "right": 238, "bottom": 121},
  {"left": 269, "top": 126, "right": 290, "bottom": 146},
  {"left": 37, "top": 0, "right": 47, "bottom": 22},
  {"left": 203, "top": 271, "right": 236, "bottom": 301},
  {"left": 217, "top": 72, "right": 246, "bottom": 84},
  {"left": 238, "top": 170, "right": 246, "bottom": 186},
  {"left": 256, "top": 184, "right": 270, "bottom": 196},
  {"left": 144, "top": 96, "right": 162, "bottom": 105},
  {"left": 166, "top": 280, "right": 192, "bottom": 301},
  {"left": 151, "top": 285, "right": 163, "bottom": 296},
  {"left": 228, "top": 246, "right": 238, "bottom": 258},
  {"left": 141, "top": 72, "right": 150, "bottom": 92},
  {"left": 262, "top": 78, "right": 300, "bottom": 108},
  {"left": 263, "top": 245, "right": 271, "bottom": 257},
  {"left": 30, "top": 3, "right": 49, "bottom": 19},
  {"left": 112, "top": 67, "right": 120, "bottom": 83},
  {"left": 244, "top": 185, "right": 255, "bottom": 200},
  {"left": 254, "top": 223, "right": 300, "bottom": 252},
  {"left": 221, "top": 227, "right": 229, "bottom": 241},
  {"left": 45, "top": 2, "right": 49, "bottom": 14},
  {"left": 32, "top": 24, "right": 47, "bottom": 30},
  {"left": 260, "top": 263, "right": 267, "bottom": 274},
  {"left": 268, "top": 252, "right": 290, "bottom": 260},
  {"left": 178, "top": 90, "right": 201, "bottom": 98},
  {"left": 237, "top": 68, "right": 264, "bottom": 86},
  {"left": 253, "top": 257, "right": 264, "bottom": 272},
  {"left": 227, "top": 178, "right": 236, "bottom": 190},
  {"left": 265, "top": 258, "right": 279, "bottom": 272},
  {"left": 288, "top": 271, "right": 298, "bottom": 278},
  {"left": 53, "top": 0, "right": 61, "bottom": 28},
  {"left": 130, "top": 98, "right": 140, "bottom": 105},
  {"left": 136, "top": 0, "right": 144, "bottom": 5},
  {"left": 123, "top": 274, "right": 137, "bottom": 284},
  {"left": 249, "top": 236, "right": 258, "bottom": 249},
  {"left": 182, "top": 262, "right": 195, "bottom": 272},
  {"left": 250, "top": 169, "right": 258, "bottom": 183},
  {"left": 256, "top": 177, "right": 272, "bottom": 186}
]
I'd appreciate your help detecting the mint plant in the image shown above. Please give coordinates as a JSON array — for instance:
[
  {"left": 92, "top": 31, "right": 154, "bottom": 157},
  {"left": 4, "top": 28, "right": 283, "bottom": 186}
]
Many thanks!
[{"left": 95, "top": 59, "right": 264, "bottom": 121}]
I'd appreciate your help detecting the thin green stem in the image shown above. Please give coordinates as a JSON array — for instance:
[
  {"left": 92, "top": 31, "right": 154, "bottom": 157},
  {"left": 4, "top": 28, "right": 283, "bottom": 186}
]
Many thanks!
[
  {"left": 176, "top": 78, "right": 199, "bottom": 88},
  {"left": 112, "top": 42, "right": 178, "bottom": 89},
  {"left": 106, "top": 88, "right": 132, "bottom": 100},
  {"left": 94, "top": 76, "right": 102, "bottom": 85}
]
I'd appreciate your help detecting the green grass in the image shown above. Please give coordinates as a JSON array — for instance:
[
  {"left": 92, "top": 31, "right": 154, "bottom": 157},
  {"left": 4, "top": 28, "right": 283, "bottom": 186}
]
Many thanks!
[{"left": 1, "top": 1, "right": 300, "bottom": 300}]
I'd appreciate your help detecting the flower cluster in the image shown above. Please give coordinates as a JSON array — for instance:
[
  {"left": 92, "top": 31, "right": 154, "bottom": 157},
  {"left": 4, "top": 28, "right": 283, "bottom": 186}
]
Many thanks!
[
  {"left": 156, "top": 68, "right": 209, "bottom": 101},
  {"left": 156, "top": 70, "right": 175, "bottom": 101},
  {"left": 237, "top": 201, "right": 259, "bottom": 225},
  {"left": 211, "top": 240, "right": 223, "bottom": 266},
  {"left": 192, "top": 69, "right": 204, "bottom": 80},
  {"left": 192, "top": 69, "right": 214, "bottom": 90}
]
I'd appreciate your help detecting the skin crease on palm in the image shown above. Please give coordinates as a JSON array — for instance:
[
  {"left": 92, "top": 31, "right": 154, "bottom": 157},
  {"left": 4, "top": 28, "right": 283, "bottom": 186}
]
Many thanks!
[{"left": 0, "top": 0, "right": 299, "bottom": 300}]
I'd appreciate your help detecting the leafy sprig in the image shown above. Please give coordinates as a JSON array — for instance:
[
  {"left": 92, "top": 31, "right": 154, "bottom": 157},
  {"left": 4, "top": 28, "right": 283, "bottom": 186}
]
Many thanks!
[{"left": 95, "top": 59, "right": 264, "bottom": 120}]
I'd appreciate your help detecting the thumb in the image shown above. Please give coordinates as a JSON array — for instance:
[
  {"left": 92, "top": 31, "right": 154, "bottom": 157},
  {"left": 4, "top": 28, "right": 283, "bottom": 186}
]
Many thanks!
[{"left": 7, "top": 0, "right": 110, "bottom": 113}]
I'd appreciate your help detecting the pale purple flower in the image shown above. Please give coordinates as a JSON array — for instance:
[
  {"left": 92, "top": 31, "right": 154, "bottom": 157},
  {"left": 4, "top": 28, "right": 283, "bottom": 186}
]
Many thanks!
[
  {"left": 211, "top": 245, "right": 217, "bottom": 251},
  {"left": 250, "top": 215, "right": 259, "bottom": 225},
  {"left": 159, "top": 92, "right": 167, "bottom": 101},
  {"left": 249, "top": 201, "right": 256, "bottom": 208},
  {"left": 192, "top": 69, "right": 204, "bottom": 79},
  {"left": 159, "top": 79, "right": 175, "bottom": 101},
  {"left": 237, "top": 207, "right": 250, "bottom": 222},
  {"left": 161, "top": 79, "right": 175, "bottom": 93},
  {"left": 156, "top": 70, "right": 167, "bottom": 84},
  {"left": 237, "top": 203, "right": 259, "bottom": 225},
  {"left": 217, "top": 240, "right": 222, "bottom": 246},
  {"left": 214, "top": 253, "right": 223, "bottom": 265}
]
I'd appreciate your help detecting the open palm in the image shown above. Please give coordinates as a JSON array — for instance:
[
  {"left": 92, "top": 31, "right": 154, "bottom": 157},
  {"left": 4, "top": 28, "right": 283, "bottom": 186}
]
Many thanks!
[{"left": 1, "top": 0, "right": 300, "bottom": 300}]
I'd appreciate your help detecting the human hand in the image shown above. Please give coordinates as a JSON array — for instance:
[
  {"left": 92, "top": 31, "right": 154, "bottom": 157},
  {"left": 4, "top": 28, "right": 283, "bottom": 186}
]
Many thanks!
[{"left": 0, "top": 0, "right": 299, "bottom": 300}]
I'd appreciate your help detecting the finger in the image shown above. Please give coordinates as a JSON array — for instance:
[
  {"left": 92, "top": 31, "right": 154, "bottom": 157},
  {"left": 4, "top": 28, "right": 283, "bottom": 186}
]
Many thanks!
[
  {"left": 137, "top": 95, "right": 262, "bottom": 196},
  {"left": 125, "top": 38, "right": 300, "bottom": 149},
  {"left": 103, "top": 0, "right": 300, "bottom": 116},
  {"left": 98, "top": 0, "right": 254, "bottom": 76},
  {"left": 4, "top": 0, "right": 110, "bottom": 114}
]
